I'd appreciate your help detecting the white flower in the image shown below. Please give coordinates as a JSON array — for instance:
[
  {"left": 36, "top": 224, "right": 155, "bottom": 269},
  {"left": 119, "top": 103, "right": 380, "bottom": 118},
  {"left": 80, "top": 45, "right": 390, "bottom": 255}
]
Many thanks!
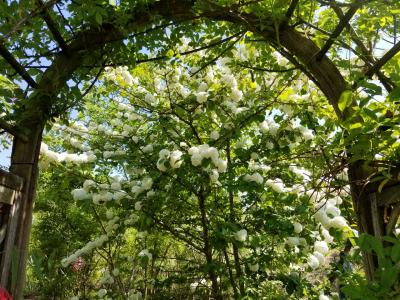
[
  {"left": 250, "top": 152, "right": 259, "bottom": 160},
  {"left": 302, "top": 128, "right": 314, "bottom": 140},
  {"left": 286, "top": 237, "right": 300, "bottom": 246},
  {"left": 313, "top": 251, "right": 325, "bottom": 265},
  {"left": 71, "top": 188, "right": 91, "bottom": 201},
  {"left": 198, "top": 82, "right": 208, "bottom": 92},
  {"left": 142, "top": 177, "right": 153, "bottom": 190},
  {"left": 111, "top": 181, "right": 121, "bottom": 191},
  {"left": 159, "top": 149, "right": 170, "bottom": 159},
  {"left": 266, "top": 179, "right": 286, "bottom": 193},
  {"left": 235, "top": 229, "right": 247, "bottom": 242},
  {"left": 319, "top": 294, "right": 330, "bottom": 300},
  {"left": 196, "top": 91, "right": 208, "bottom": 103},
  {"left": 128, "top": 291, "right": 142, "bottom": 300},
  {"left": 269, "top": 122, "right": 280, "bottom": 135},
  {"left": 139, "top": 249, "right": 152, "bottom": 260},
  {"left": 243, "top": 172, "right": 263, "bottom": 184},
  {"left": 121, "top": 69, "right": 133, "bottom": 85},
  {"left": 98, "top": 289, "right": 107, "bottom": 297},
  {"left": 112, "top": 268, "right": 120, "bottom": 276},
  {"left": 215, "top": 159, "right": 227, "bottom": 172},
  {"left": 249, "top": 263, "right": 259, "bottom": 272},
  {"left": 307, "top": 254, "right": 320, "bottom": 269},
  {"left": 142, "top": 144, "right": 153, "bottom": 153},
  {"left": 147, "top": 190, "right": 155, "bottom": 197},
  {"left": 314, "top": 241, "right": 329, "bottom": 255},
  {"left": 321, "top": 228, "right": 334, "bottom": 243},
  {"left": 209, "top": 169, "right": 219, "bottom": 183},
  {"left": 157, "top": 159, "right": 167, "bottom": 172},
  {"left": 106, "top": 210, "right": 114, "bottom": 220},
  {"left": 144, "top": 93, "right": 156, "bottom": 104},
  {"left": 325, "top": 203, "right": 340, "bottom": 217},
  {"left": 103, "top": 151, "right": 114, "bottom": 159},
  {"left": 191, "top": 153, "right": 202, "bottom": 166},
  {"left": 135, "top": 201, "right": 143, "bottom": 211},
  {"left": 188, "top": 146, "right": 200, "bottom": 155},
  {"left": 230, "top": 88, "right": 243, "bottom": 102},
  {"left": 329, "top": 216, "right": 348, "bottom": 228},
  {"left": 293, "top": 222, "right": 303, "bottom": 234},
  {"left": 210, "top": 130, "right": 220, "bottom": 140},
  {"left": 170, "top": 150, "right": 183, "bottom": 168},
  {"left": 221, "top": 74, "right": 237, "bottom": 87}
]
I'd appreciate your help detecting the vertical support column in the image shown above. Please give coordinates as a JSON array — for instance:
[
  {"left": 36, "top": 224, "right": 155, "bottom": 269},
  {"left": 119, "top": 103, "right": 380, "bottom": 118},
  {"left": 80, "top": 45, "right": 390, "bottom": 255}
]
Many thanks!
[{"left": 8, "top": 125, "right": 43, "bottom": 299}]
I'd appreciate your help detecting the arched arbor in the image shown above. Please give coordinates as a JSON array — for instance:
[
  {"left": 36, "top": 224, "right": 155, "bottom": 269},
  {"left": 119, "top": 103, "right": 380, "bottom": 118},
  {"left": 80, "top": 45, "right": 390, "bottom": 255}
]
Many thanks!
[{"left": 0, "top": 0, "right": 399, "bottom": 298}]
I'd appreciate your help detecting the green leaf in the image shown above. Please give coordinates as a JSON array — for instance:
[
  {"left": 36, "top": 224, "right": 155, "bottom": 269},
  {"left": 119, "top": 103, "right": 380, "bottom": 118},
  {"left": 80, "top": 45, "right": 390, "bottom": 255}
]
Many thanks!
[
  {"left": 359, "top": 81, "right": 382, "bottom": 95},
  {"left": 388, "top": 86, "right": 400, "bottom": 101},
  {"left": 166, "top": 49, "right": 174, "bottom": 59},
  {"left": 391, "top": 242, "right": 400, "bottom": 262},
  {"left": 338, "top": 90, "right": 353, "bottom": 112},
  {"left": 95, "top": 12, "right": 103, "bottom": 24},
  {"left": 349, "top": 122, "right": 362, "bottom": 130}
]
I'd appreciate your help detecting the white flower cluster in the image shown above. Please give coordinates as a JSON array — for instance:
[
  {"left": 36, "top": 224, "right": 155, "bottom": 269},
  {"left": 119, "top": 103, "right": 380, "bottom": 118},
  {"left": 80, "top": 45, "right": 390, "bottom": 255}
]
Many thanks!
[
  {"left": 285, "top": 236, "right": 307, "bottom": 247},
  {"left": 124, "top": 212, "right": 139, "bottom": 225},
  {"left": 71, "top": 188, "right": 91, "bottom": 201},
  {"left": 289, "top": 165, "right": 311, "bottom": 182},
  {"left": 311, "top": 193, "right": 348, "bottom": 230},
  {"left": 307, "top": 240, "right": 329, "bottom": 270},
  {"left": 68, "top": 137, "right": 91, "bottom": 152},
  {"left": 243, "top": 172, "right": 263, "bottom": 184},
  {"left": 157, "top": 149, "right": 183, "bottom": 171},
  {"left": 103, "top": 149, "right": 126, "bottom": 159},
  {"left": 266, "top": 178, "right": 287, "bottom": 193},
  {"left": 188, "top": 144, "right": 227, "bottom": 172},
  {"left": 61, "top": 234, "right": 108, "bottom": 267},
  {"left": 298, "top": 125, "right": 314, "bottom": 141},
  {"left": 130, "top": 177, "right": 153, "bottom": 197},
  {"left": 249, "top": 263, "right": 259, "bottom": 272},
  {"left": 99, "top": 268, "right": 115, "bottom": 285},
  {"left": 128, "top": 291, "right": 142, "bottom": 300},
  {"left": 104, "top": 66, "right": 136, "bottom": 85},
  {"left": 235, "top": 229, "right": 247, "bottom": 242},
  {"left": 104, "top": 216, "right": 120, "bottom": 235},
  {"left": 259, "top": 120, "right": 280, "bottom": 135},
  {"left": 40, "top": 143, "right": 96, "bottom": 168},
  {"left": 196, "top": 82, "right": 209, "bottom": 104},
  {"left": 139, "top": 249, "right": 153, "bottom": 260},
  {"left": 71, "top": 179, "right": 128, "bottom": 203}
]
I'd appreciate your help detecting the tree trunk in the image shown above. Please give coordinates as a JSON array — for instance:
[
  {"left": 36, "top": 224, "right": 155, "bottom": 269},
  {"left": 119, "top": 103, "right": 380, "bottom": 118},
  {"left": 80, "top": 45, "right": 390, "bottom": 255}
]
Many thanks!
[{"left": 198, "top": 193, "right": 222, "bottom": 300}]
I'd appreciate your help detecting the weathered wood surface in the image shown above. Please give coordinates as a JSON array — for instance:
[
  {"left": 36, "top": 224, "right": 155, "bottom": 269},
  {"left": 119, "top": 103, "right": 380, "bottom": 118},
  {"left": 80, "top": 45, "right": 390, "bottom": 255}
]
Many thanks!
[{"left": 0, "top": 169, "right": 23, "bottom": 191}]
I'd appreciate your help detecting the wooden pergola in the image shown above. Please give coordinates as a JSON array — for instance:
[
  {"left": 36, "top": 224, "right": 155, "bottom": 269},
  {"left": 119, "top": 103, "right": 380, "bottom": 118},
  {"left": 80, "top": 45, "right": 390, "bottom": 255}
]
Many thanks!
[{"left": 0, "top": 0, "right": 399, "bottom": 298}]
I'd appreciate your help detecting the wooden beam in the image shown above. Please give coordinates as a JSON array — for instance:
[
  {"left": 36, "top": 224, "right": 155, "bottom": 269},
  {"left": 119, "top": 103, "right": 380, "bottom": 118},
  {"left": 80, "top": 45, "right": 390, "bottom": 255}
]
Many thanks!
[
  {"left": 331, "top": 5, "right": 395, "bottom": 92},
  {"left": 0, "top": 119, "right": 28, "bottom": 143},
  {"left": 0, "top": 40, "right": 38, "bottom": 88},
  {"left": 0, "top": 190, "right": 23, "bottom": 289},
  {"left": 0, "top": 169, "right": 23, "bottom": 192},
  {"left": 316, "top": 1, "right": 361, "bottom": 61},
  {"left": 364, "top": 40, "right": 400, "bottom": 79},
  {"left": 376, "top": 185, "right": 400, "bottom": 207},
  {"left": 36, "top": 0, "right": 69, "bottom": 53},
  {"left": 386, "top": 203, "right": 400, "bottom": 235},
  {"left": 370, "top": 193, "right": 384, "bottom": 237},
  {"left": 285, "top": 0, "right": 299, "bottom": 19}
]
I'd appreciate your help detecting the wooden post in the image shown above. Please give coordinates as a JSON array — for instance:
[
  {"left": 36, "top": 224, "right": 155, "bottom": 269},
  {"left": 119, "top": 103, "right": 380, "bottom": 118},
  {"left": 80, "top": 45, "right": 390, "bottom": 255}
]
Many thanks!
[
  {"left": 0, "top": 169, "right": 24, "bottom": 289},
  {"left": 8, "top": 125, "right": 43, "bottom": 299}
]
